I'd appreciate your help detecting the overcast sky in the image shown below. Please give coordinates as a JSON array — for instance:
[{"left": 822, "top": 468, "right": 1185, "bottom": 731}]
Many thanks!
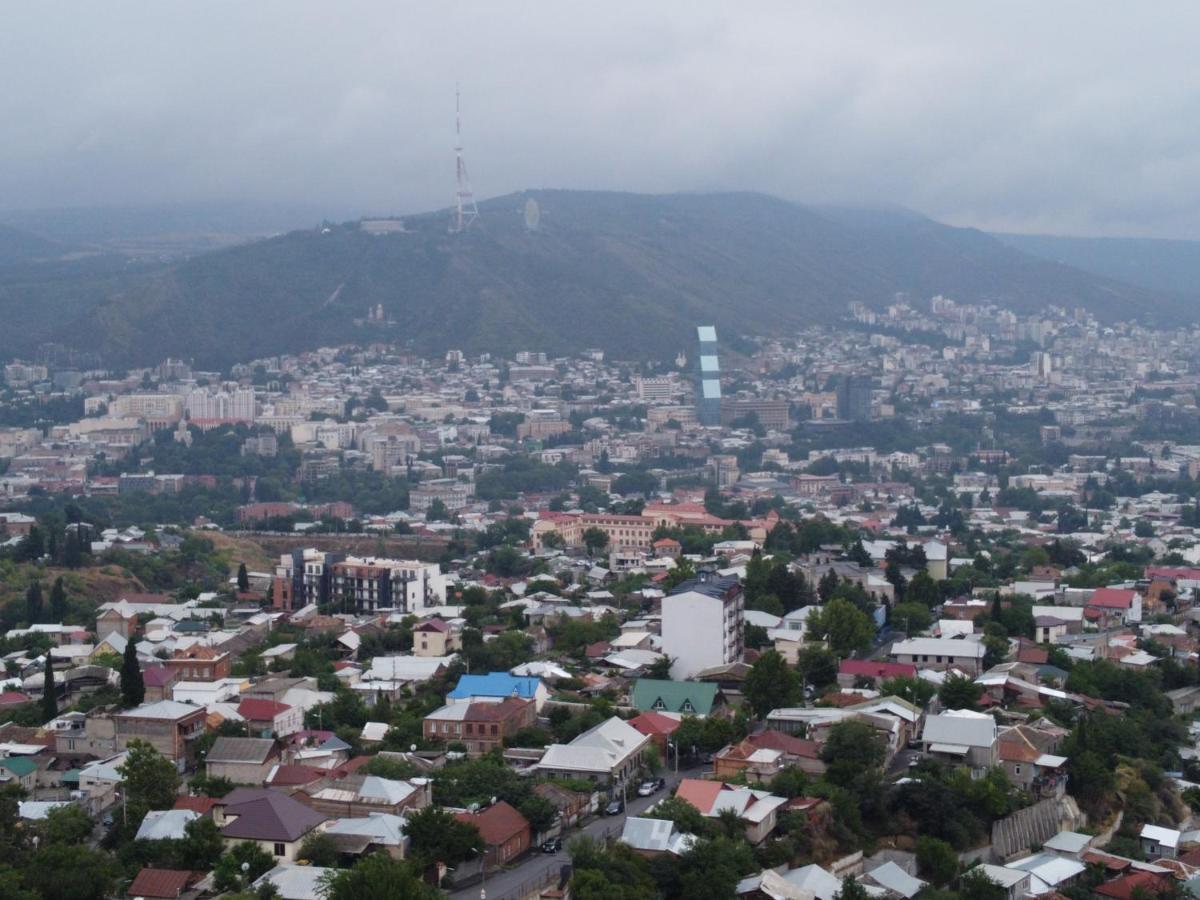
[{"left": 4, "top": 3, "right": 1200, "bottom": 237}]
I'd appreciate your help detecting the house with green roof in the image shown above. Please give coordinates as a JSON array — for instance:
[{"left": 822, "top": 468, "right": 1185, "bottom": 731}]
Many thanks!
[
  {"left": 0, "top": 756, "right": 38, "bottom": 791},
  {"left": 631, "top": 679, "right": 721, "bottom": 717}
]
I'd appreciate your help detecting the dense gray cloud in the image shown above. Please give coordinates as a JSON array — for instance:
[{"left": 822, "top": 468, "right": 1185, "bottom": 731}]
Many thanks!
[{"left": 3, "top": 2, "right": 1200, "bottom": 236}]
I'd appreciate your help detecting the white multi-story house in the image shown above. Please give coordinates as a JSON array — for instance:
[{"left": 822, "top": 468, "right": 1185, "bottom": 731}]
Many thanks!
[
  {"left": 662, "top": 573, "right": 744, "bottom": 679},
  {"left": 890, "top": 636, "right": 986, "bottom": 674}
]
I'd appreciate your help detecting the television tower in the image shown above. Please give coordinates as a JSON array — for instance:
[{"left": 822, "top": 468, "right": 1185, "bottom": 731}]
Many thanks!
[{"left": 450, "top": 84, "right": 479, "bottom": 234}]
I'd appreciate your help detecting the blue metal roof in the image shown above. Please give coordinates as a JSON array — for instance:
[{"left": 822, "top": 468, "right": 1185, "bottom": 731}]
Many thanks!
[{"left": 447, "top": 672, "right": 541, "bottom": 700}]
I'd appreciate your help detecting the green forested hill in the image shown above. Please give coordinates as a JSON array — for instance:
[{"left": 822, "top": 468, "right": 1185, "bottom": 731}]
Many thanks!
[{"left": 0, "top": 191, "right": 1188, "bottom": 368}]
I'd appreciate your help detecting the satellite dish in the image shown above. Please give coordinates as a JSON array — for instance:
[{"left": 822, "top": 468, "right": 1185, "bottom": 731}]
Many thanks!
[{"left": 523, "top": 198, "right": 541, "bottom": 231}]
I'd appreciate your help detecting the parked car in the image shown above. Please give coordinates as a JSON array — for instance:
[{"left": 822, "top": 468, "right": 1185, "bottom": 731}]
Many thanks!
[
  {"left": 604, "top": 798, "right": 625, "bottom": 816},
  {"left": 541, "top": 837, "right": 563, "bottom": 853},
  {"left": 637, "top": 778, "right": 665, "bottom": 797}
]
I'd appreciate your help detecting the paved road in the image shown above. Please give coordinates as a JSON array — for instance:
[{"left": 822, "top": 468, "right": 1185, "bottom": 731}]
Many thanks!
[{"left": 449, "top": 762, "right": 706, "bottom": 900}]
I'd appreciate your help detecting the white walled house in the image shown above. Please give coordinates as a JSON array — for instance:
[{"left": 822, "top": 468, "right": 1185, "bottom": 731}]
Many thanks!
[{"left": 661, "top": 574, "right": 744, "bottom": 680}]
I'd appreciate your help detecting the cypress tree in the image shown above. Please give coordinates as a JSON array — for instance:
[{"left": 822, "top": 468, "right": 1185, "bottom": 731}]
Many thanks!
[
  {"left": 25, "top": 583, "right": 43, "bottom": 625},
  {"left": 63, "top": 530, "right": 83, "bottom": 569},
  {"left": 120, "top": 638, "right": 144, "bottom": 707},
  {"left": 49, "top": 577, "right": 67, "bottom": 621},
  {"left": 41, "top": 653, "right": 57, "bottom": 722},
  {"left": 236, "top": 562, "right": 250, "bottom": 592}
]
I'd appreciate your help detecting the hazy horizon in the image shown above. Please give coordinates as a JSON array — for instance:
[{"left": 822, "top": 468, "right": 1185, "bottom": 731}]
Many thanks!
[{"left": 6, "top": 3, "right": 1200, "bottom": 239}]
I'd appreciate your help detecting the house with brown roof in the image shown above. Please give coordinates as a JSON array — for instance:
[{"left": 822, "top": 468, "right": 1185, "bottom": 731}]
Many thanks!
[
  {"left": 719, "top": 729, "right": 825, "bottom": 777},
  {"left": 422, "top": 698, "right": 536, "bottom": 756},
  {"left": 996, "top": 726, "right": 1068, "bottom": 798},
  {"left": 163, "top": 645, "right": 231, "bottom": 682},
  {"left": 215, "top": 788, "right": 327, "bottom": 862},
  {"left": 673, "top": 778, "right": 787, "bottom": 845},
  {"left": 237, "top": 698, "right": 303, "bottom": 739},
  {"left": 627, "top": 710, "right": 681, "bottom": 756},
  {"left": 127, "top": 867, "right": 202, "bottom": 899},
  {"left": 412, "top": 618, "right": 461, "bottom": 657},
  {"left": 455, "top": 801, "right": 531, "bottom": 870}
]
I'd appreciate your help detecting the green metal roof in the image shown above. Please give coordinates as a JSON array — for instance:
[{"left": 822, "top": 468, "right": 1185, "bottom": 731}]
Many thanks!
[
  {"left": 631, "top": 679, "right": 718, "bottom": 716},
  {"left": 0, "top": 757, "right": 37, "bottom": 777}
]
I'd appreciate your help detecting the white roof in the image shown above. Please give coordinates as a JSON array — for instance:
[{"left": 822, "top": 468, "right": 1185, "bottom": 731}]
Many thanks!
[
  {"left": 135, "top": 808, "right": 199, "bottom": 841},
  {"left": 18, "top": 800, "right": 71, "bottom": 820},
  {"left": 254, "top": 864, "right": 337, "bottom": 900},
  {"left": 1141, "top": 824, "right": 1181, "bottom": 849},
  {"left": 121, "top": 700, "right": 204, "bottom": 720},
  {"left": 1043, "top": 831, "right": 1092, "bottom": 854},
  {"left": 365, "top": 655, "right": 454, "bottom": 681},
  {"left": 360, "top": 722, "right": 389, "bottom": 742},
  {"left": 744, "top": 610, "right": 783, "bottom": 628},
  {"left": 865, "top": 861, "right": 926, "bottom": 899},
  {"left": 922, "top": 711, "right": 996, "bottom": 749},
  {"left": 511, "top": 661, "right": 572, "bottom": 679},
  {"left": 1006, "top": 852, "right": 1086, "bottom": 886},
  {"left": 893, "top": 637, "right": 985, "bottom": 659},
  {"left": 975, "top": 864, "right": 1029, "bottom": 888},
  {"left": 324, "top": 812, "right": 406, "bottom": 846},
  {"left": 538, "top": 716, "right": 649, "bottom": 774}
]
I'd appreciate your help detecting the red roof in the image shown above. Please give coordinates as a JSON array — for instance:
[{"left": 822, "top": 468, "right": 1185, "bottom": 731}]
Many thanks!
[
  {"left": 748, "top": 729, "right": 821, "bottom": 759},
  {"left": 173, "top": 795, "right": 219, "bottom": 815},
  {"left": 0, "top": 692, "right": 31, "bottom": 706},
  {"left": 675, "top": 778, "right": 724, "bottom": 815},
  {"left": 1017, "top": 646, "right": 1049, "bottom": 665},
  {"left": 628, "top": 711, "right": 682, "bottom": 737},
  {"left": 1088, "top": 588, "right": 1138, "bottom": 609},
  {"left": 1094, "top": 871, "right": 1174, "bottom": 899},
  {"left": 455, "top": 800, "right": 529, "bottom": 846},
  {"left": 265, "top": 764, "right": 326, "bottom": 787},
  {"left": 237, "top": 698, "right": 292, "bottom": 721},
  {"left": 415, "top": 618, "right": 449, "bottom": 633},
  {"left": 127, "top": 868, "right": 194, "bottom": 898},
  {"left": 838, "top": 659, "right": 917, "bottom": 681}
]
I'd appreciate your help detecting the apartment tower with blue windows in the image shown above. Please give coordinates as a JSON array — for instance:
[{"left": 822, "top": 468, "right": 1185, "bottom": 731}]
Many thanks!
[{"left": 696, "top": 325, "right": 721, "bottom": 426}]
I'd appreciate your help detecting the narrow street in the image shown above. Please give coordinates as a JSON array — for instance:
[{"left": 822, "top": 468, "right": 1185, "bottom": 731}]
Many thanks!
[{"left": 449, "top": 762, "right": 706, "bottom": 900}]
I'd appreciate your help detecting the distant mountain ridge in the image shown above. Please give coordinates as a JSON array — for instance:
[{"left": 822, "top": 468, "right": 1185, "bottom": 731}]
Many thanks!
[
  {"left": 992, "top": 231, "right": 1200, "bottom": 297},
  {"left": 0, "top": 190, "right": 1191, "bottom": 368}
]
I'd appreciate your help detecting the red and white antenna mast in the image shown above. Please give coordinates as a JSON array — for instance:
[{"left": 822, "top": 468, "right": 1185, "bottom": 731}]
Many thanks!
[{"left": 450, "top": 84, "right": 479, "bottom": 233}]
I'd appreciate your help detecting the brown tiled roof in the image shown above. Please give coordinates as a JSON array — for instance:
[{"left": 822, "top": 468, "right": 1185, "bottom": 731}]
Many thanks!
[
  {"left": 749, "top": 729, "right": 821, "bottom": 759},
  {"left": 455, "top": 800, "right": 529, "bottom": 846},
  {"left": 173, "top": 796, "right": 219, "bottom": 815},
  {"left": 628, "top": 711, "right": 682, "bottom": 737},
  {"left": 1094, "top": 871, "right": 1174, "bottom": 899},
  {"left": 465, "top": 698, "right": 532, "bottom": 722},
  {"left": 127, "top": 868, "right": 194, "bottom": 898},
  {"left": 266, "top": 764, "right": 327, "bottom": 787}
]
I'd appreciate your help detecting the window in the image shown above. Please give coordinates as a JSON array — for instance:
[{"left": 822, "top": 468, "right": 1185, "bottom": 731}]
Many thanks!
[
  {"left": 274, "top": 843, "right": 285, "bottom": 856},
  {"left": 1014, "top": 765, "right": 1022, "bottom": 775}
]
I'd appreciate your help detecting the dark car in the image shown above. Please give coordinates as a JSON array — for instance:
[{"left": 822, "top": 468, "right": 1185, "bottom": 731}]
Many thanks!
[
  {"left": 604, "top": 798, "right": 625, "bottom": 816},
  {"left": 541, "top": 837, "right": 563, "bottom": 853}
]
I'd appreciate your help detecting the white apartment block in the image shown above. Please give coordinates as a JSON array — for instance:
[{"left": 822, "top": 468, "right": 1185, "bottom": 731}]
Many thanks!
[{"left": 662, "top": 573, "right": 744, "bottom": 679}]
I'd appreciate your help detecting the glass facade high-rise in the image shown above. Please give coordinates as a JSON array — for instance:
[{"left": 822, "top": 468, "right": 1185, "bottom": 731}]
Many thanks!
[{"left": 696, "top": 325, "right": 721, "bottom": 426}]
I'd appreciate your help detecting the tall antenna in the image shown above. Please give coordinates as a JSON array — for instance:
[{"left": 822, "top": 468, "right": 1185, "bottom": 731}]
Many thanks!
[{"left": 450, "top": 84, "right": 479, "bottom": 234}]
